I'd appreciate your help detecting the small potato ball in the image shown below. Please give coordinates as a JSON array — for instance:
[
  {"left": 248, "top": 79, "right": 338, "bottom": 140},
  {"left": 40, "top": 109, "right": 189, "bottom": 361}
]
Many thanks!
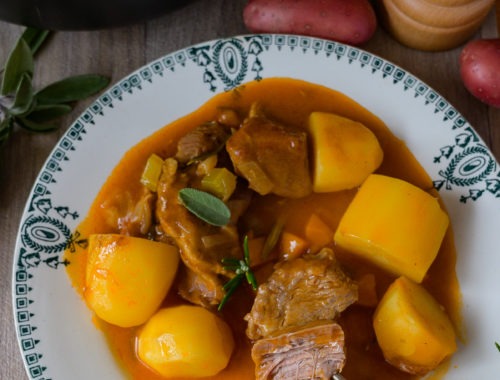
[
  {"left": 85, "top": 234, "right": 180, "bottom": 328},
  {"left": 137, "top": 305, "right": 235, "bottom": 378}
]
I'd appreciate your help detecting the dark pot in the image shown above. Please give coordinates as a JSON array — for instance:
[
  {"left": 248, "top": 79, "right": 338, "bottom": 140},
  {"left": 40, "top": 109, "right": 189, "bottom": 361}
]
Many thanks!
[{"left": 0, "top": 0, "right": 192, "bottom": 30}]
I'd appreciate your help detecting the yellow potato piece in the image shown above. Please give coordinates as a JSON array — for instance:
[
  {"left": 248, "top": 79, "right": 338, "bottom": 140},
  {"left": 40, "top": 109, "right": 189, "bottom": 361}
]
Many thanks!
[
  {"left": 334, "top": 174, "right": 449, "bottom": 283},
  {"left": 308, "top": 112, "right": 383, "bottom": 192},
  {"left": 136, "top": 305, "right": 235, "bottom": 378},
  {"left": 373, "top": 276, "right": 457, "bottom": 374},
  {"left": 84, "top": 234, "right": 179, "bottom": 327}
]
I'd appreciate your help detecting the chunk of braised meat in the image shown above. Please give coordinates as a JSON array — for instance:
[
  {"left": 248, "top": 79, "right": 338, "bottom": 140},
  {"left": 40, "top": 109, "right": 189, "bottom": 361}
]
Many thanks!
[
  {"left": 245, "top": 248, "right": 358, "bottom": 340},
  {"left": 175, "top": 121, "right": 230, "bottom": 164},
  {"left": 226, "top": 104, "right": 312, "bottom": 198},
  {"left": 176, "top": 265, "right": 225, "bottom": 308},
  {"left": 251, "top": 322, "right": 346, "bottom": 380},
  {"left": 155, "top": 158, "right": 242, "bottom": 307},
  {"left": 101, "top": 186, "right": 155, "bottom": 237}
]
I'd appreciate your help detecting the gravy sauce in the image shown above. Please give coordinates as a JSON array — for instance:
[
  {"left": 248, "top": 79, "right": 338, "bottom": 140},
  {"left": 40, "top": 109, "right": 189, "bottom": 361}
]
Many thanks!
[{"left": 65, "top": 78, "right": 462, "bottom": 380}]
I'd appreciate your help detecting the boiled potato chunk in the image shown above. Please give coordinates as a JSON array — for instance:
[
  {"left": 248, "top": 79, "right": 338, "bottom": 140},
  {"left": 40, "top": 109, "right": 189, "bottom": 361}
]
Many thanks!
[
  {"left": 85, "top": 234, "right": 179, "bottom": 327},
  {"left": 334, "top": 174, "right": 449, "bottom": 283},
  {"left": 137, "top": 305, "right": 235, "bottom": 378},
  {"left": 373, "top": 276, "right": 457, "bottom": 374},
  {"left": 308, "top": 112, "right": 383, "bottom": 192}
]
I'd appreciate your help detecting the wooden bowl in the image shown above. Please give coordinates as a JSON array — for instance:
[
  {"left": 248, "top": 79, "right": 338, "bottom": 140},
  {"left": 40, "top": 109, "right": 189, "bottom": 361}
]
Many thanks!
[
  {"left": 424, "top": 0, "right": 484, "bottom": 5},
  {"left": 390, "top": 0, "right": 494, "bottom": 27},
  {"left": 376, "top": 0, "right": 495, "bottom": 51}
]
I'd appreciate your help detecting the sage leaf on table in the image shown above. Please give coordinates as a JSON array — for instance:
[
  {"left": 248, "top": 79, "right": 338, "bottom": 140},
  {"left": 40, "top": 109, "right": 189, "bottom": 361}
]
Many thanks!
[
  {"left": 1, "top": 38, "right": 34, "bottom": 96},
  {"left": 27, "top": 104, "right": 73, "bottom": 123},
  {"left": 16, "top": 117, "right": 58, "bottom": 132},
  {"left": 178, "top": 188, "right": 231, "bottom": 227},
  {"left": 20, "top": 28, "right": 50, "bottom": 56},
  {"left": 10, "top": 73, "right": 34, "bottom": 116},
  {"left": 36, "top": 74, "right": 111, "bottom": 105},
  {"left": 0, "top": 27, "right": 110, "bottom": 146}
]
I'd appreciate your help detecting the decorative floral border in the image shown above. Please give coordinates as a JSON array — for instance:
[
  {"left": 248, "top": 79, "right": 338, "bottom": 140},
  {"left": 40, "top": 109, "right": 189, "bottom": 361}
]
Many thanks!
[{"left": 13, "top": 34, "right": 499, "bottom": 379}]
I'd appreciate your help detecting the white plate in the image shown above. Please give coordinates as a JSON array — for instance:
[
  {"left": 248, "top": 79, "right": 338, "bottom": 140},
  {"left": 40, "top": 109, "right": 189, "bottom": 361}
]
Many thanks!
[{"left": 12, "top": 34, "right": 500, "bottom": 379}]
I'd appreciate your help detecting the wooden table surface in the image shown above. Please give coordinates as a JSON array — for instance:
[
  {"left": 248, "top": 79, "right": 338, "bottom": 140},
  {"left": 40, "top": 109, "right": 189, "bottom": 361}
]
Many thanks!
[{"left": 0, "top": 1, "right": 498, "bottom": 379}]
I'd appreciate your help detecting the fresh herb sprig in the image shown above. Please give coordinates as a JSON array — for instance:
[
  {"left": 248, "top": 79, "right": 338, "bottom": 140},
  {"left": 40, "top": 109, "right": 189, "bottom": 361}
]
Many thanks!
[
  {"left": 218, "top": 235, "right": 258, "bottom": 311},
  {"left": 496, "top": 341, "right": 500, "bottom": 352},
  {"left": 178, "top": 187, "right": 231, "bottom": 226},
  {"left": 0, "top": 27, "right": 110, "bottom": 146}
]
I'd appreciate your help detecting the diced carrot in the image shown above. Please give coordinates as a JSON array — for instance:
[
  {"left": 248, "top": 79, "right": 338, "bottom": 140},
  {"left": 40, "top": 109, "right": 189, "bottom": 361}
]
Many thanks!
[
  {"left": 304, "top": 213, "right": 333, "bottom": 252},
  {"left": 280, "top": 231, "right": 309, "bottom": 260},
  {"left": 356, "top": 273, "right": 378, "bottom": 307}
]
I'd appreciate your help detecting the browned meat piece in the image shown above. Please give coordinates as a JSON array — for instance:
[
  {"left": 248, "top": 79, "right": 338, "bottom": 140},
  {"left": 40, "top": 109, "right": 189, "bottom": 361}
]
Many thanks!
[
  {"left": 155, "top": 158, "right": 242, "bottom": 307},
  {"left": 226, "top": 104, "right": 312, "bottom": 198},
  {"left": 176, "top": 265, "right": 225, "bottom": 308},
  {"left": 175, "top": 121, "right": 230, "bottom": 164},
  {"left": 252, "top": 322, "right": 346, "bottom": 380},
  {"left": 245, "top": 248, "right": 358, "bottom": 340},
  {"left": 100, "top": 186, "right": 155, "bottom": 237}
]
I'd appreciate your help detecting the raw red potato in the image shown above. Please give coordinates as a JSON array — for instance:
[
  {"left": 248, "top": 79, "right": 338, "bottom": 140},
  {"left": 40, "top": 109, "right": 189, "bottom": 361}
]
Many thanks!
[
  {"left": 243, "top": 0, "right": 377, "bottom": 45},
  {"left": 459, "top": 38, "right": 500, "bottom": 108}
]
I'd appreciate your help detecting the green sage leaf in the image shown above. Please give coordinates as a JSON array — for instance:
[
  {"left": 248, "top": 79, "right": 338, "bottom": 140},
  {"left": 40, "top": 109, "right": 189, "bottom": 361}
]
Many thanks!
[
  {"left": 27, "top": 103, "right": 73, "bottom": 123},
  {"left": 36, "top": 74, "right": 110, "bottom": 105},
  {"left": 1, "top": 38, "right": 34, "bottom": 95},
  {"left": 178, "top": 188, "right": 231, "bottom": 227},
  {"left": 16, "top": 117, "right": 57, "bottom": 132},
  {"left": 21, "top": 28, "right": 50, "bottom": 56},
  {"left": 496, "top": 342, "right": 500, "bottom": 352},
  {"left": 10, "top": 73, "right": 34, "bottom": 116}
]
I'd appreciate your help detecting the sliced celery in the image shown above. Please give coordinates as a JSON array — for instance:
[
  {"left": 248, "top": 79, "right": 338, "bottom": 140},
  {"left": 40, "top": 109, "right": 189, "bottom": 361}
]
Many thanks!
[
  {"left": 200, "top": 167, "right": 237, "bottom": 202},
  {"left": 140, "top": 153, "right": 164, "bottom": 192}
]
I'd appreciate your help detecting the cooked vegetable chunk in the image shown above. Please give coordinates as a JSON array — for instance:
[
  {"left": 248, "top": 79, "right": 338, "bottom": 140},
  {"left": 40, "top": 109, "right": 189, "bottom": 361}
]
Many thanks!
[
  {"left": 279, "top": 231, "right": 308, "bottom": 260},
  {"left": 200, "top": 167, "right": 237, "bottom": 201},
  {"left": 304, "top": 213, "right": 333, "bottom": 253},
  {"left": 85, "top": 234, "right": 179, "bottom": 327},
  {"left": 334, "top": 174, "right": 449, "bottom": 283},
  {"left": 140, "top": 153, "right": 164, "bottom": 192},
  {"left": 373, "top": 277, "right": 457, "bottom": 375},
  {"left": 136, "top": 305, "right": 235, "bottom": 378},
  {"left": 308, "top": 112, "right": 383, "bottom": 192}
]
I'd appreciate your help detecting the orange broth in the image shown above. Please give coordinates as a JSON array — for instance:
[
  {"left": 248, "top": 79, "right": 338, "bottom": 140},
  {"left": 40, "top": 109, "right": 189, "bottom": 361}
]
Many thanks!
[{"left": 65, "top": 77, "right": 462, "bottom": 380}]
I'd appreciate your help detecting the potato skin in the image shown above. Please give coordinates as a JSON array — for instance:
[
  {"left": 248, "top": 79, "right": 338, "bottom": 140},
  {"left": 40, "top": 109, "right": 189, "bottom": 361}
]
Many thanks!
[
  {"left": 460, "top": 38, "right": 500, "bottom": 108},
  {"left": 243, "top": 0, "right": 377, "bottom": 45}
]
